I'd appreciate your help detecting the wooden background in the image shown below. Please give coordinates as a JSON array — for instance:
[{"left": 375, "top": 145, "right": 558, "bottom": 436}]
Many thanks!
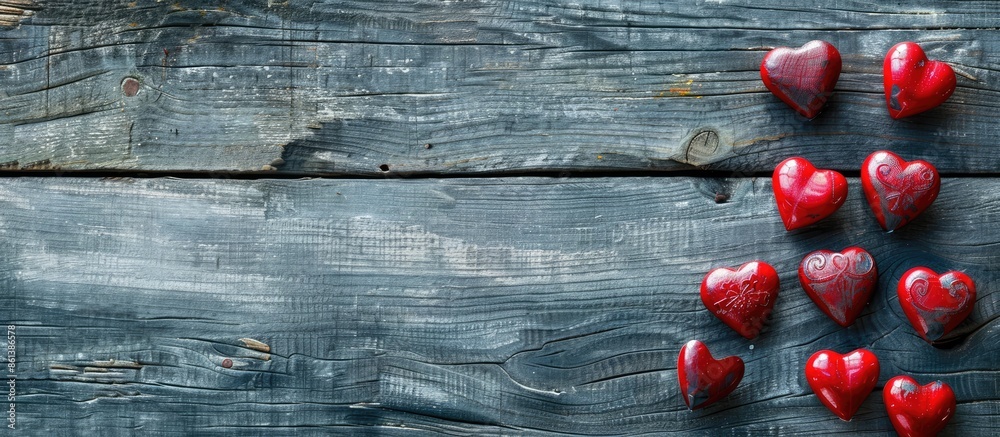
[{"left": 2, "top": 0, "right": 998, "bottom": 435}]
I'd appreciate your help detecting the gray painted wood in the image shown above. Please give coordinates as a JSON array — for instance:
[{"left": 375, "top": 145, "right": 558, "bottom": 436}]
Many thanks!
[
  {"left": 2, "top": 176, "right": 998, "bottom": 435},
  {"left": 0, "top": 1, "right": 998, "bottom": 174}
]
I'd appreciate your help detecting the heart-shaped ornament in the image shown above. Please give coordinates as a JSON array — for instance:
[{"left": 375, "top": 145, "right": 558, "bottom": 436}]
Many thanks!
[
  {"left": 805, "top": 348, "right": 880, "bottom": 421},
  {"left": 677, "top": 340, "right": 745, "bottom": 410},
  {"left": 897, "top": 267, "right": 976, "bottom": 343},
  {"left": 701, "top": 261, "right": 780, "bottom": 339},
  {"left": 761, "top": 40, "right": 842, "bottom": 119},
  {"left": 773, "top": 157, "right": 848, "bottom": 231},
  {"left": 798, "top": 247, "right": 877, "bottom": 327},
  {"left": 884, "top": 42, "right": 956, "bottom": 119},
  {"left": 861, "top": 151, "right": 940, "bottom": 231},
  {"left": 884, "top": 376, "right": 956, "bottom": 437}
]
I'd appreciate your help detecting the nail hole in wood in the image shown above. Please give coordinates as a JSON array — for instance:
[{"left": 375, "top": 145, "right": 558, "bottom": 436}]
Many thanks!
[
  {"left": 379, "top": 164, "right": 390, "bottom": 172},
  {"left": 122, "top": 77, "right": 140, "bottom": 97}
]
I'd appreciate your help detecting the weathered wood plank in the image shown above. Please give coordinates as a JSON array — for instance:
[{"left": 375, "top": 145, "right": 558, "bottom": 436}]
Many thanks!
[
  {"left": 2, "top": 176, "right": 998, "bottom": 434},
  {"left": 0, "top": 1, "right": 999, "bottom": 174}
]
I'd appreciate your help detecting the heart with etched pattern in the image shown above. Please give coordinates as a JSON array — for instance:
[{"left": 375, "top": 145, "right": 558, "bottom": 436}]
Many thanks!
[
  {"left": 861, "top": 150, "right": 940, "bottom": 231},
  {"left": 799, "top": 247, "right": 877, "bottom": 327},
  {"left": 897, "top": 267, "right": 976, "bottom": 343},
  {"left": 701, "top": 261, "right": 780, "bottom": 339}
]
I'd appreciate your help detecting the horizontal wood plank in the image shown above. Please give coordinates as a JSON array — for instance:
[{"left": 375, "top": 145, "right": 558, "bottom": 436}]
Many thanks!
[
  {"left": 0, "top": 1, "right": 998, "bottom": 174},
  {"left": 2, "top": 176, "right": 998, "bottom": 434}
]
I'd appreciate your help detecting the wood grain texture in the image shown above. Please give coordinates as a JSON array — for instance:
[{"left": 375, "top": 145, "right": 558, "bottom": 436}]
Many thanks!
[
  {"left": 2, "top": 176, "right": 998, "bottom": 435},
  {"left": 0, "top": 1, "right": 998, "bottom": 174}
]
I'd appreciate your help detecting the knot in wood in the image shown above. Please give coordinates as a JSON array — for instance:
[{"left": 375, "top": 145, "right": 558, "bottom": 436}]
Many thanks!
[
  {"left": 679, "top": 129, "right": 729, "bottom": 166},
  {"left": 687, "top": 130, "right": 719, "bottom": 157}
]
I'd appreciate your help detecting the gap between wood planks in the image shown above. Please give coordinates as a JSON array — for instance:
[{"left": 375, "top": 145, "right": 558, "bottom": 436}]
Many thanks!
[{"left": 0, "top": 168, "right": 995, "bottom": 180}]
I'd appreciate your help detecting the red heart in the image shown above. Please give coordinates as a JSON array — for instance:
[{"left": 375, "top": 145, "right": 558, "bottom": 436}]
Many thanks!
[
  {"left": 798, "top": 247, "right": 877, "bottom": 327},
  {"left": 805, "top": 348, "right": 880, "bottom": 421},
  {"left": 677, "top": 340, "right": 745, "bottom": 410},
  {"left": 861, "top": 151, "right": 940, "bottom": 231},
  {"left": 884, "top": 376, "right": 956, "bottom": 437},
  {"left": 884, "top": 41, "right": 956, "bottom": 119},
  {"left": 897, "top": 267, "right": 976, "bottom": 343},
  {"left": 761, "top": 40, "right": 842, "bottom": 119},
  {"left": 701, "top": 261, "right": 780, "bottom": 339},
  {"left": 773, "top": 157, "right": 848, "bottom": 231}
]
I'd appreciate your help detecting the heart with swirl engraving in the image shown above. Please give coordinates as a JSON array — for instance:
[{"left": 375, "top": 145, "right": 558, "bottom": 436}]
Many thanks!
[
  {"left": 884, "top": 376, "right": 956, "bottom": 437},
  {"left": 861, "top": 150, "right": 940, "bottom": 231},
  {"left": 761, "top": 40, "right": 842, "bottom": 119},
  {"left": 701, "top": 261, "right": 780, "bottom": 339},
  {"left": 798, "top": 247, "right": 877, "bottom": 327},
  {"left": 884, "top": 41, "right": 956, "bottom": 119},
  {"left": 805, "top": 348, "right": 880, "bottom": 421},
  {"left": 773, "top": 157, "right": 848, "bottom": 231},
  {"left": 897, "top": 267, "right": 976, "bottom": 343},
  {"left": 678, "top": 340, "right": 745, "bottom": 410}
]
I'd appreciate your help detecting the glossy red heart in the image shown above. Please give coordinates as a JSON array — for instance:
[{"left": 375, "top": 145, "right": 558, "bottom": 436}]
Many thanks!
[
  {"left": 897, "top": 267, "right": 976, "bottom": 343},
  {"left": 798, "top": 247, "right": 877, "bottom": 327},
  {"left": 677, "top": 340, "right": 745, "bottom": 410},
  {"left": 701, "top": 261, "right": 780, "bottom": 339},
  {"left": 761, "top": 40, "right": 842, "bottom": 119},
  {"left": 884, "top": 42, "right": 956, "bottom": 119},
  {"left": 884, "top": 376, "right": 956, "bottom": 437},
  {"left": 805, "top": 348, "right": 880, "bottom": 421},
  {"left": 861, "top": 151, "right": 940, "bottom": 231},
  {"left": 773, "top": 157, "right": 848, "bottom": 231}
]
